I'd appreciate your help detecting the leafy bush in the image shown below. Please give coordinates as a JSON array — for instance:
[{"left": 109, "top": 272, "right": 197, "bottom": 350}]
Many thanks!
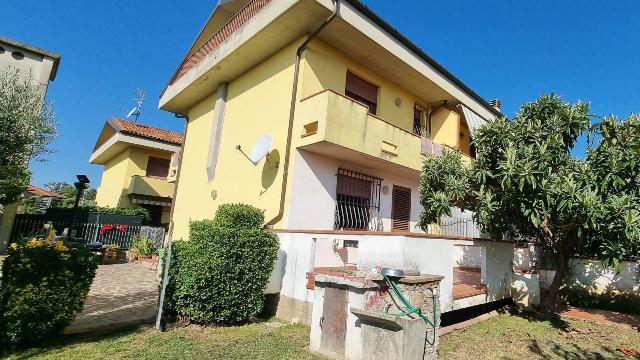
[
  {"left": 165, "top": 203, "right": 279, "bottom": 324},
  {"left": 211, "top": 203, "right": 265, "bottom": 230},
  {"left": 0, "top": 235, "right": 98, "bottom": 347},
  {"left": 131, "top": 234, "right": 155, "bottom": 257}
]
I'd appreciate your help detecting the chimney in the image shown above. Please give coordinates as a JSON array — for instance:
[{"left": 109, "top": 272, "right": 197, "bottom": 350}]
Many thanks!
[{"left": 489, "top": 99, "right": 502, "bottom": 112}]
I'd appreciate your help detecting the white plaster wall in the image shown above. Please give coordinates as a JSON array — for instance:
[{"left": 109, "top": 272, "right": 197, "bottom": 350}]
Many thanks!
[
  {"left": 481, "top": 241, "right": 514, "bottom": 301},
  {"left": 314, "top": 237, "right": 359, "bottom": 267},
  {"left": 513, "top": 247, "right": 532, "bottom": 271},
  {"left": 271, "top": 232, "right": 515, "bottom": 313},
  {"left": 511, "top": 272, "right": 540, "bottom": 308},
  {"left": 454, "top": 245, "right": 482, "bottom": 268},
  {"left": 286, "top": 150, "right": 337, "bottom": 230},
  {"left": 286, "top": 150, "right": 424, "bottom": 232},
  {"left": 268, "top": 232, "right": 316, "bottom": 301},
  {"left": 539, "top": 259, "right": 640, "bottom": 294}
]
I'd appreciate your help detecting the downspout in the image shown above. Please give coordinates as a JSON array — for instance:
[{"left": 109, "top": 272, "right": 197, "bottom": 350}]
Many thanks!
[
  {"left": 266, "top": 0, "right": 340, "bottom": 227},
  {"left": 167, "top": 113, "right": 188, "bottom": 241}
]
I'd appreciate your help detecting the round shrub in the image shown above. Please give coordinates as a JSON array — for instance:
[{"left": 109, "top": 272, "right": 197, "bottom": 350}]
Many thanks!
[
  {"left": 165, "top": 203, "right": 279, "bottom": 323},
  {"left": 211, "top": 203, "right": 265, "bottom": 230},
  {"left": 0, "top": 238, "right": 98, "bottom": 346}
]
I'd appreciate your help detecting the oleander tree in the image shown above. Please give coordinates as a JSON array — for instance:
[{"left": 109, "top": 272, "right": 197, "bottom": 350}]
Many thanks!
[
  {"left": 0, "top": 68, "right": 57, "bottom": 209},
  {"left": 418, "top": 94, "right": 640, "bottom": 314}
]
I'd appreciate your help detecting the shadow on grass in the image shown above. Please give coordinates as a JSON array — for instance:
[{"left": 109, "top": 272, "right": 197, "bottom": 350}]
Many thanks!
[
  {"left": 510, "top": 307, "right": 571, "bottom": 332},
  {"left": 1, "top": 325, "right": 147, "bottom": 360},
  {"left": 528, "top": 339, "right": 622, "bottom": 360}
]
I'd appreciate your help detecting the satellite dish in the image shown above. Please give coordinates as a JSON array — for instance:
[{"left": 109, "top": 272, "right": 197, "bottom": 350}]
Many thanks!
[
  {"left": 249, "top": 134, "right": 272, "bottom": 164},
  {"left": 236, "top": 133, "right": 276, "bottom": 166}
]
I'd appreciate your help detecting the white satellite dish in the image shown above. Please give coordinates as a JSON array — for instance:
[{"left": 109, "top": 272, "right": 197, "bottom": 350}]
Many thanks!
[
  {"left": 236, "top": 133, "right": 274, "bottom": 166},
  {"left": 249, "top": 134, "right": 272, "bottom": 164}
]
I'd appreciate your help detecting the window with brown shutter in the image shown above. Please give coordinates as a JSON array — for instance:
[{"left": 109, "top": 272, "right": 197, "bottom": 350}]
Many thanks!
[
  {"left": 345, "top": 71, "right": 378, "bottom": 115},
  {"left": 391, "top": 185, "right": 411, "bottom": 231},
  {"left": 146, "top": 157, "right": 170, "bottom": 179}
]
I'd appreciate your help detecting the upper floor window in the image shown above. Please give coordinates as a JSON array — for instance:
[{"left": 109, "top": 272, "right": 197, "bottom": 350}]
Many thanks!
[
  {"left": 345, "top": 71, "right": 378, "bottom": 115},
  {"left": 146, "top": 156, "right": 170, "bottom": 179},
  {"left": 0, "top": 46, "right": 5, "bottom": 54},
  {"left": 413, "top": 103, "right": 430, "bottom": 137}
]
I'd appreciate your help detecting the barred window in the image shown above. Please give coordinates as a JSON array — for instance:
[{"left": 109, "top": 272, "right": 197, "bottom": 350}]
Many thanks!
[{"left": 334, "top": 168, "right": 382, "bottom": 231}]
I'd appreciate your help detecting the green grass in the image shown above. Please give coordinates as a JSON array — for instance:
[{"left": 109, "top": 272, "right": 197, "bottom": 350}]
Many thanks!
[
  {"left": 1, "top": 321, "right": 327, "bottom": 360},
  {"left": 440, "top": 312, "right": 640, "bottom": 360}
]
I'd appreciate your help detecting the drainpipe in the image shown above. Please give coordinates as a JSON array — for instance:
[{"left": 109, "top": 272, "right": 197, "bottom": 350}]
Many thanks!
[
  {"left": 266, "top": 0, "right": 340, "bottom": 227},
  {"left": 167, "top": 113, "right": 188, "bottom": 241}
]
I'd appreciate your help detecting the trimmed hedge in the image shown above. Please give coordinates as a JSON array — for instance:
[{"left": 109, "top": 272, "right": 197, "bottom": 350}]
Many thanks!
[
  {"left": 0, "top": 238, "right": 98, "bottom": 346},
  {"left": 165, "top": 203, "right": 279, "bottom": 323}
]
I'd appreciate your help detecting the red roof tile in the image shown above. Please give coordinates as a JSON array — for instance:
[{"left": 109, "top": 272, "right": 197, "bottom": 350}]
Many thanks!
[
  {"left": 26, "top": 185, "right": 65, "bottom": 198},
  {"left": 111, "top": 117, "right": 183, "bottom": 145}
]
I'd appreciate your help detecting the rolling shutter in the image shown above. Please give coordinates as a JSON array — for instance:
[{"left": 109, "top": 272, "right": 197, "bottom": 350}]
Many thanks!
[
  {"left": 345, "top": 72, "right": 378, "bottom": 114},
  {"left": 146, "top": 157, "right": 170, "bottom": 179},
  {"left": 391, "top": 185, "right": 411, "bottom": 231}
]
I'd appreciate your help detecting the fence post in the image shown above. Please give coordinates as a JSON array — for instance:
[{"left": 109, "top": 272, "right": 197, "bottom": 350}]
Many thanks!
[
  {"left": 156, "top": 238, "right": 173, "bottom": 331},
  {"left": 92, "top": 213, "right": 101, "bottom": 243}
]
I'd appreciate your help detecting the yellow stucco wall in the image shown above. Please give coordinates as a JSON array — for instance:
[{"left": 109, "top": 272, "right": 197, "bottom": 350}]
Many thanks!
[
  {"left": 170, "top": 38, "right": 472, "bottom": 239},
  {"left": 301, "top": 39, "right": 419, "bottom": 134},
  {"left": 96, "top": 148, "right": 133, "bottom": 208},
  {"left": 170, "top": 41, "right": 299, "bottom": 240},
  {"left": 431, "top": 107, "right": 460, "bottom": 149},
  {"left": 95, "top": 146, "right": 173, "bottom": 209}
]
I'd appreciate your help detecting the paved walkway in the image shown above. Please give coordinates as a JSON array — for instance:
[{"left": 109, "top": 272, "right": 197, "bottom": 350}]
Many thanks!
[
  {"left": 559, "top": 305, "right": 640, "bottom": 330},
  {"left": 453, "top": 267, "right": 487, "bottom": 300},
  {"left": 66, "top": 262, "right": 160, "bottom": 334}
]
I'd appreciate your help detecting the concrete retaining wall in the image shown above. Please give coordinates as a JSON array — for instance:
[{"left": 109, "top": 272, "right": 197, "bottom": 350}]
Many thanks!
[
  {"left": 269, "top": 232, "right": 515, "bottom": 319},
  {"left": 538, "top": 259, "right": 639, "bottom": 295}
]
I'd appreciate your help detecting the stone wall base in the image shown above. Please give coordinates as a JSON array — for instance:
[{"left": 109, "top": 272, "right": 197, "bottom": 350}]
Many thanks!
[{"left": 270, "top": 294, "right": 313, "bottom": 325}]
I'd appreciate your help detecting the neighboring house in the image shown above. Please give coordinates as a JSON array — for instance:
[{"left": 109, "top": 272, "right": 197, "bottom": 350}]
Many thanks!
[
  {"left": 19, "top": 185, "right": 66, "bottom": 213},
  {"left": 89, "top": 117, "right": 183, "bottom": 227},
  {"left": 160, "top": 0, "right": 512, "bottom": 324},
  {"left": 0, "top": 36, "right": 61, "bottom": 253}
]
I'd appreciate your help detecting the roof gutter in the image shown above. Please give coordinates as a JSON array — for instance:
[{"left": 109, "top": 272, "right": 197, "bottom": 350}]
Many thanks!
[{"left": 266, "top": 0, "right": 340, "bottom": 226}]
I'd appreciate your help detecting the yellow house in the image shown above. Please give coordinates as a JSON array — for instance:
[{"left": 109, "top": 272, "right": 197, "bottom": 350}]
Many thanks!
[
  {"left": 89, "top": 117, "right": 183, "bottom": 226},
  {"left": 159, "top": 0, "right": 517, "bottom": 327},
  {"left": 160, "top": 0, "right": 501, "bottom": 240}
]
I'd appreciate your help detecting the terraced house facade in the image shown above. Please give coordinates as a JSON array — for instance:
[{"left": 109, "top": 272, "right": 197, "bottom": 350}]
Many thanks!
[
  {"left": 90, "top": 118, "right": 183, "bottom": 227},
  {"left": 160, "top": 0, "right": 513, "bottom": 324}
]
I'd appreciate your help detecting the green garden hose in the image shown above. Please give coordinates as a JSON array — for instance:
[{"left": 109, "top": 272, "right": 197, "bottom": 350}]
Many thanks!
[{"left": 382, "top": 274, "right": 438, "bottom": 330}]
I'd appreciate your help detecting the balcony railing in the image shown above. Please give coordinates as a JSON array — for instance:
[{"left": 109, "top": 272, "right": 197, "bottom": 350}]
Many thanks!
[{"left": 427, "top": 216, "right": 488, "bottom": 239}]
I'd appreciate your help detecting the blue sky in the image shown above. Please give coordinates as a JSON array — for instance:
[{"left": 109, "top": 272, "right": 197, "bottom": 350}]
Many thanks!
[{"left": 4, "top": 0, "right": 640, "bottom": 187}]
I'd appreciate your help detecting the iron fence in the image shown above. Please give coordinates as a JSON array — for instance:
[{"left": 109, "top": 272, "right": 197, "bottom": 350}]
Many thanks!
[
  {"left": 10, "top": 215, "right": 164, "bottom": 249},
  {"left": 427, "top": 216, "right": 488, "bottom": 239}
]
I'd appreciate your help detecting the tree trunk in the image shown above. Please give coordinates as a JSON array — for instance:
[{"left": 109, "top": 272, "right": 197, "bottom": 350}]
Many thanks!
[{"left": 542, "top": 245, "right": 570, "bottom": 316}]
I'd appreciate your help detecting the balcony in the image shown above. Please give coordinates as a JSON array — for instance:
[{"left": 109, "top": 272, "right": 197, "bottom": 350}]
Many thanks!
[
  {"left": 296, "top": 90, "right": 424, "bottom": 174},
  {"left": 127, "top": 176, "right": 174, "bottom": 199}
]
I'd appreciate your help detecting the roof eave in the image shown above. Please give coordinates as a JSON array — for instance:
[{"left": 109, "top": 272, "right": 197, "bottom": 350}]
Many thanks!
[{"left": 341, "top": 0, "right": 502, "bottom": 119}]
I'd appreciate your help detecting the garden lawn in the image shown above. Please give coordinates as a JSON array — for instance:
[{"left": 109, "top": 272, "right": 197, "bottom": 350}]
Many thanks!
[
  {"left": 1, "top": 322, "right": 326, "bottom": 360},
  {"left": 440, "top": 312, "right": 640, "bottom": 360}
]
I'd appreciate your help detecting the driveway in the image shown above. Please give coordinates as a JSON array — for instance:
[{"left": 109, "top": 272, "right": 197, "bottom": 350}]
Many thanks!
[{"left": 66, "top": 262, "right": 160, "bottom": 334}]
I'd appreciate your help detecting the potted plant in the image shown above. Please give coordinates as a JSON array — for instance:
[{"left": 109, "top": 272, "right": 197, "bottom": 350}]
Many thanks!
[
  {"left": 102, "top": 243, "right": 119, "bottom": 264},
  {"left": 129, "top": 235, "right": 155, "bottom": 263}
]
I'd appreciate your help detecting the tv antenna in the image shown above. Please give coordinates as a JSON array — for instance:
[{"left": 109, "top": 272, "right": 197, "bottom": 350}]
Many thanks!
[
  {"left": 236, "top": 133, "right": 278, "bottom": 167},
  {"left": 122, "top": 89, "right": 145, "bottom": 122}
]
